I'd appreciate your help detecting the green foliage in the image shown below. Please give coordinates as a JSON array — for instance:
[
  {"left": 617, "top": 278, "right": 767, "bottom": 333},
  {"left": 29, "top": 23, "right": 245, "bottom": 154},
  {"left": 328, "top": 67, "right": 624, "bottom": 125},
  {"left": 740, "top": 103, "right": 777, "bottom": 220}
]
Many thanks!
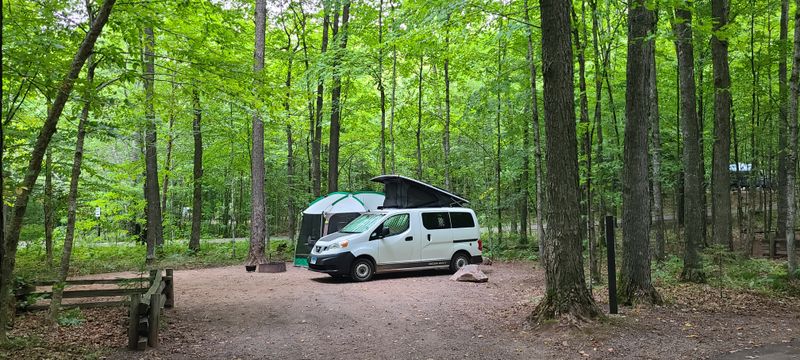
[
  {"left": 481, "top": 232, "right": 539, "bottom": 261},
  {"left": 57, "top": 308, "right": 85, "bottom": 327},
  {"left": 14, "top": 239, "right": 296, "bottom": 280},
  {"left": 653, "top": 252, "right": 798, "bottom": 296}
]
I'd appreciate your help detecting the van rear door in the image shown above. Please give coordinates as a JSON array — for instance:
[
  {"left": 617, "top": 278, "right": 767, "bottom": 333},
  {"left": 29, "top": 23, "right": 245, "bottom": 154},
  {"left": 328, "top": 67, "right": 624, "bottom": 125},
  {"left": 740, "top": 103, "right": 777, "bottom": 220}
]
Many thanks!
[{"left": 420, "top": 212, "right": 453, "bottom": 261}]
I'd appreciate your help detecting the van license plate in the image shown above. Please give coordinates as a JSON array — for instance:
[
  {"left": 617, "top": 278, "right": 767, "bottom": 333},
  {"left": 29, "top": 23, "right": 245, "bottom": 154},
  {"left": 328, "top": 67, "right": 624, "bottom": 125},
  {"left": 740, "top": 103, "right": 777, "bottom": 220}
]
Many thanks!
[{"left": 310, "top": 256, "right": 317, "bottom": 265}]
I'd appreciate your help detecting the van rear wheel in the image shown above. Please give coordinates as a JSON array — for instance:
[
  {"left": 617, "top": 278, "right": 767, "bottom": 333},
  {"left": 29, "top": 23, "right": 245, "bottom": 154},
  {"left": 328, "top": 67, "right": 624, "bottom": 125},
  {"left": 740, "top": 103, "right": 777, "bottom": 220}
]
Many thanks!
[
  {"left": 449, "top": 252, "right": 470, "bottom": 273},
  {"left": 350, "top": 258, "right": 374, "bottom": 282}
]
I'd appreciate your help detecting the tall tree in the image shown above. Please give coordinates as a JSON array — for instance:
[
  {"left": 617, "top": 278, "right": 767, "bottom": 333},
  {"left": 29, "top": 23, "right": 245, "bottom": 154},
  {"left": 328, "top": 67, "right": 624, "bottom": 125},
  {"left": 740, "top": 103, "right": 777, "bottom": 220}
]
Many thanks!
[
  {"left": 649, "top": 24, "right": 666, "bottom": 262},
  {"left": 44, "top": 149, "right": 54, "bottom": 265},
  {"left": 785, "top": 0, "right": 800, "bottom": 278},
  {"left": 444, "top": 13, "right": 452, "bottom": 189},
  {"left": 284, "top": 15, "right": 297, "bottom": 242},
  {"left": 378, "top": 0, "right": 387, "bottom": 175},
  {"left": 495, "top": 17, "right": 504, "bottom": 243},
  {"left": 777, "top": 0, "right": 789, "bottom": 243},
  {"left": 674, "top": 1, "right": 705, "bottom": 282},
  {"left": 0, "top": 0, "right": 116, "bottom": 342},
  {"left": 620, "top": 0, "right": 661, "bottom": 305},
  {"left": 327, "top": 0, "right": 351, "bottom": 192},
  {"left": 524, "top": 0, "right": 544, "bottom": 252},
  {"left": 588, "top": 0, "right": 603, "bottom": 281},
  {"left": 572, "top": 1, "right": 592, "bottom": 262},
  {"left": 189, "top": 89, "right": 203, "bottom": 253},
  {"left": 312, "top": 4, "right": 330, "bottom": 197},
  {"left": 416, "top": 54, "right": 424, "bottom": 179},
  {"left": 49, "top": 9, "right": 99, "bottom": 317},
  {"left": 710, "top": 0, "right": 732, "bottom": 249},
  {"left": 529, "top": 0, "right": 600, "bottom": 323},
  {"left": 143, "top": 26, "right": 163, "bottom": 263},
  {"left": 248, "top": 0, "right": 268, "bottom": 267}
]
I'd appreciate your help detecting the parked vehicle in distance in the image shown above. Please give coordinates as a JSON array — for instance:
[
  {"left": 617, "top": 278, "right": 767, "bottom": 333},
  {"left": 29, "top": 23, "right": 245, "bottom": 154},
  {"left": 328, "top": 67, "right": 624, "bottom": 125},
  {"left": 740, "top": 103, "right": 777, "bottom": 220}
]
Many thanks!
[{"left": 308, "top": 208, "right": 483, "bottom": 281}]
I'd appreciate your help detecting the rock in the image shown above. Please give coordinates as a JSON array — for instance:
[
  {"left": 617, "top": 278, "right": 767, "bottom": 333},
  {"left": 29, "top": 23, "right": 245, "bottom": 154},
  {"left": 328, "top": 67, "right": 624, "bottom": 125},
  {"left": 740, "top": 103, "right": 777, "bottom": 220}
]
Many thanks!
[{"left": 449, "top": 265, "right": 488, "bottom": 283}]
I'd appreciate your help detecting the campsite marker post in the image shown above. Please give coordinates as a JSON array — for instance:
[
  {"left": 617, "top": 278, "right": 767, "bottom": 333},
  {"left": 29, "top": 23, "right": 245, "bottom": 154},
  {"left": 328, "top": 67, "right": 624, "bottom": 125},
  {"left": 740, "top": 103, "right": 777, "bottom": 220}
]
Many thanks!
[{"left": 605, "top": 215, "right": 618, "bottom": 315}]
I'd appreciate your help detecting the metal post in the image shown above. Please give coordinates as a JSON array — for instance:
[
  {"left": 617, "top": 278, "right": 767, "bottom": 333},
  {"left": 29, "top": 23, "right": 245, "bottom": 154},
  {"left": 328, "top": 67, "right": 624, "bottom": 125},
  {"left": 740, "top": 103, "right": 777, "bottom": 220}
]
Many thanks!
[{"left": 605, "top": 215, "right": 618, "bottom": 315}]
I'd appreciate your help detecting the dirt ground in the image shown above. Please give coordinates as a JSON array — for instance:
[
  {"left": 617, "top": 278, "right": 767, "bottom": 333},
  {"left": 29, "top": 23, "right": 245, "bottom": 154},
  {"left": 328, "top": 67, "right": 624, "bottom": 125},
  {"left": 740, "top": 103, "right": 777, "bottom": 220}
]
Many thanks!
[
  {"left": 8, "top": 262, "right": 800, "bottom": 359},
  {"left": 98, "top": 262, "right": 800, "bottom": 360}
]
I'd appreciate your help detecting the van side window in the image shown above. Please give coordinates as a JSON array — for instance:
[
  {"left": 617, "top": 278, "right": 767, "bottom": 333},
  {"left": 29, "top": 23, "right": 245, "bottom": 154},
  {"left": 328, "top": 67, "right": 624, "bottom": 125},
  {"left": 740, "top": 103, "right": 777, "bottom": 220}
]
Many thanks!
[
  {"left": 422, "top": 212, "right": 451, "bottom": 230},
  {"left": 383, "top": 214, "right": 410, "bottom": 236},
  {"left": 450, "top": 212, "right": 475, "bottom": 228}
]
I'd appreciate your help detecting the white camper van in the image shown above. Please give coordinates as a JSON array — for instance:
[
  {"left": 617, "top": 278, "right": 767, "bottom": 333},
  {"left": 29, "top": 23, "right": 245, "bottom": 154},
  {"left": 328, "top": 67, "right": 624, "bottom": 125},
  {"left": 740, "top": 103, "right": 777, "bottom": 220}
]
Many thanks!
[
  {"left": 307, "top": 208, "right": 483, "bottom": 281},
  {"left": 308, "top": 175, "right": 482, "bottom": 281}
]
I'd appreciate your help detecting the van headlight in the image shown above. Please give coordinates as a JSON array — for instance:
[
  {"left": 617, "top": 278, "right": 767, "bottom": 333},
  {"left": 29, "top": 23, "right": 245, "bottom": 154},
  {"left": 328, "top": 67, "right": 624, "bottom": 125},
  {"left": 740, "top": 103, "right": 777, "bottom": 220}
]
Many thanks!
[{"left": 328, "top": 240, "right": 349, "bottom": 250}]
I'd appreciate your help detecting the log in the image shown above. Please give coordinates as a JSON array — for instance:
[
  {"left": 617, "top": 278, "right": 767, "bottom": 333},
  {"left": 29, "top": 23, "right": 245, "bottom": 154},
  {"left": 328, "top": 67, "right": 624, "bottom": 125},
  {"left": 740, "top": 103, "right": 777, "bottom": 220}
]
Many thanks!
[
  {"left": 128, "top": 294, "right": 140, "bottom": 350},
  {"left": 148, "top": 293, "right": 161, "bottom": 347},
  {"left": 164, "top": 269, "right": 174, "bottom": 308},
  {"left": 32, "top": 277, "right": 149, "bottom": 286},
  {"left": 28, "top": 287, "right": 147, "bottom": 300}
]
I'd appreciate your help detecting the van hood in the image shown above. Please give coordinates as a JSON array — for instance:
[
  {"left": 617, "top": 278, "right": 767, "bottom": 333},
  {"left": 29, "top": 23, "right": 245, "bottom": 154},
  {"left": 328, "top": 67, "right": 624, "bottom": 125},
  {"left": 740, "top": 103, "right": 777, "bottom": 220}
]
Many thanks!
[{"left": 315, "top": 231, "right": 351, "bottom": 245}]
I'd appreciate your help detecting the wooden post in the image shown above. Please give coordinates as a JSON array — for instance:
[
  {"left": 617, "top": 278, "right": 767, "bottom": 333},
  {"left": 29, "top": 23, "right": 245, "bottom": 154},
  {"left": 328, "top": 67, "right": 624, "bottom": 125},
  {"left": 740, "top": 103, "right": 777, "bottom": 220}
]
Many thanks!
[
  {"left": 148, "top": 293, "right": 161, "bottom": 347},
  {"left": 164, "top": 269, "right": 174, "bottom": 308},
  {"left": 127, "top": 294, "right": 140, "bottom": 350}
]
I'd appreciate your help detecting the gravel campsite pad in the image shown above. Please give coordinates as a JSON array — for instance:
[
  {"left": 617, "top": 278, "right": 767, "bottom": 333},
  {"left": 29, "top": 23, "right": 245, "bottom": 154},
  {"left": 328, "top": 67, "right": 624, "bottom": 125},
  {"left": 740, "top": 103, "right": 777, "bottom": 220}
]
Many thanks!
[{"left": 9, "top": 262, "right": 800, "bottom": 359}]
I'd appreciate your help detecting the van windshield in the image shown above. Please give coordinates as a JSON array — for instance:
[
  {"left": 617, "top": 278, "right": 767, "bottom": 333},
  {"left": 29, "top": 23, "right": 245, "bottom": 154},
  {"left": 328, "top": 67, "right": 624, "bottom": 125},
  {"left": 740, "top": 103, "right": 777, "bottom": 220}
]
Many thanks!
[{"left": 340, "top": 213, "right": 385, "bottom": 233}]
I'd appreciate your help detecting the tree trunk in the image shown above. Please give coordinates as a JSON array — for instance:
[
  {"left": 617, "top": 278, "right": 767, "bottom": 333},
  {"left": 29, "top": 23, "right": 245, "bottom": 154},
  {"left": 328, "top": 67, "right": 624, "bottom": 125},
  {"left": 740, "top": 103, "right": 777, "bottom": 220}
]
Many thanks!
[
  {"left": 378, "top": 0, "right": 386, "bottom": 175},
  {"left": 674, "top": 3, "right": 705, "bottom": 282},
  {"left": 649, "top": 27, "right": 666, "bottom": 262},
  {"left": 49, "top": 42, "right": 99, "bottom": 321},
  {"left": 416, "top": 55, "right": 424, "bottom": 180},
  {"left": 528, "top": 0, "right": 600, "bottom": 324},
  {"left": 572, "top": 1, "right": 592, "bottom": 268},
  {"left": 327, "top": 0, "right": 351, "bottom": 193},
  {"left": 390, "top": 1, "right": 397, "bottom": 173},
  {"left": 589, "top": 0, "right": 603, "bottom": 282},
  {"left": 710, "top": 0, "right": 732, "bottom": 249},
  {"left": 0, "top": 0, "right": 115, "bottom": 341},
  {"left": 44, "top": 149, "right": 54, "bottom": 265},
  {"left": 524, "top": 0, "right": 545, "bottom": 256},
  {"left": 495, "top": 19, "right": 504, "bottom": 244},
  {"left": 143, "top": 26, "right": 163, "bottom": 263},
  {"left": 620, "top": 0, "right": 661, "bottom": 305},
  {"left": 444, "top": 14, "right": 452, "bottom": 189},
  {"left": 785, "top": 0, "right": 800, "bottom": 278},
  {"left": 161, "top": 73, "right": 177, "bottom": 230},
  {"left": 777, "top": 0, "right": 789, "bottom": 242},
  {"left": 285, "top": 23, "right": 296, "bottom": 242},
  {"left": 248, "top": 0, "right": 268, "bottom": 266},
  {"left": 189, "top": 89, "right": 203, "bottom": 253},
  {"left": 312, "top": 6, "right": 330, "bottom": 198}
]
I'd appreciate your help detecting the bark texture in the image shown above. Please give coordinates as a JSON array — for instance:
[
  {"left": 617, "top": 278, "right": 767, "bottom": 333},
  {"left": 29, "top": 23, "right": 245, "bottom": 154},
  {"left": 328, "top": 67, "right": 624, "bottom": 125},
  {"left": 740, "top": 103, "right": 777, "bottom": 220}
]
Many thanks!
[
  {"left": 620, "top": 0, "right": 661, "bottom": 305},
  {"left": 710, "top": 0, "right": 732, "bottom": 249},
  {"left": 248, "top": 0, "right": 268, "bottom": 266},
  {"left": 785, "top": 0, "right": 800, "bottom": 277},
  {"left": 143, "top": 26, "right": 163, "bottom": 264},
  {"left": 189, "top": 89, "right": 203, "bottom": 253},
  {"left": 524, "top": 0, "right": 545, "bottom": 254},
  {"left": 674, "top": 3, "right": 706, "bottom": 282},
  {"left": 528, "top": 0, "right": 600, "bottom": 324}
]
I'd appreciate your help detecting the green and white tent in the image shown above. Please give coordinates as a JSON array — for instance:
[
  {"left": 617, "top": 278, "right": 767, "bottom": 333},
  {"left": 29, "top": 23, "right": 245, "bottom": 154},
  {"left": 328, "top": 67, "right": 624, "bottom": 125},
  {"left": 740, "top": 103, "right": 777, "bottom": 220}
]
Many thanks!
[{"left": 293, "top": 192, "right": 384, "bottom": 267}]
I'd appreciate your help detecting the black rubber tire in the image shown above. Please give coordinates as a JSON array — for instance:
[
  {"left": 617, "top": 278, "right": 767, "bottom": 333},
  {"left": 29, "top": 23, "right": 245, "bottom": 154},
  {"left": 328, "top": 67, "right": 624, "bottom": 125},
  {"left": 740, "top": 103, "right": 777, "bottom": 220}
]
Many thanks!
[
  {"left": 350, "top": 258, "right": 375, "bottom": 282},
  {"left": 449, "top": 252, "right": 471, "bottom": 273}
]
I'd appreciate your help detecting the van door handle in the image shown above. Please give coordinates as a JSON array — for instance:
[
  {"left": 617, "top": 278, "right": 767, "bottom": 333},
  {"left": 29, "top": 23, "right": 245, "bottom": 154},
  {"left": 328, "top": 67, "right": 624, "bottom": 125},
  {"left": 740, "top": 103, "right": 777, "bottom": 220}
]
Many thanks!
[
  {"left": 427, "top": 234, "right": 431, "bottom": 241},
  {"left": 405, "top": 236, "right": 413, "bottom": 241}
]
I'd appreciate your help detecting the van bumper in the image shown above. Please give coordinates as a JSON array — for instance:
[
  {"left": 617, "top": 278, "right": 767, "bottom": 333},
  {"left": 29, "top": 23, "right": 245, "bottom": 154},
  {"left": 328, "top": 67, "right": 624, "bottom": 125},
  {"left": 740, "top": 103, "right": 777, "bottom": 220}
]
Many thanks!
[
  {"left": 471, "top": 255, "right": 483, "bottom": 264},
  {"left": 308, "top": 252, "right": 355, "bottom": 274}
]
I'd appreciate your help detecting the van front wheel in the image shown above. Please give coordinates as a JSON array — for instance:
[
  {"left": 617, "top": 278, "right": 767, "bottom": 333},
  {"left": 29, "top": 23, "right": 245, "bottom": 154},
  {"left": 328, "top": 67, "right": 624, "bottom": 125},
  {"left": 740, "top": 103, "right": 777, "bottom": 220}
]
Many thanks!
[
  {"left": 350, "top": 258, "right": 374, "bottom": 282},
  {"left": 449, "top": 252, "right": 470, "bottom": 273}
]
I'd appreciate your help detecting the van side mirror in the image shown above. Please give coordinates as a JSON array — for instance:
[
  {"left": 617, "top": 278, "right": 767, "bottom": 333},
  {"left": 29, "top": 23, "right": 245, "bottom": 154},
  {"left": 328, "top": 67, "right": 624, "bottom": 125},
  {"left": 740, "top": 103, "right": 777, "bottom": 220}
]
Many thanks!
[{"left": 381, "top": 226, "right": 391, "bottom": 237}]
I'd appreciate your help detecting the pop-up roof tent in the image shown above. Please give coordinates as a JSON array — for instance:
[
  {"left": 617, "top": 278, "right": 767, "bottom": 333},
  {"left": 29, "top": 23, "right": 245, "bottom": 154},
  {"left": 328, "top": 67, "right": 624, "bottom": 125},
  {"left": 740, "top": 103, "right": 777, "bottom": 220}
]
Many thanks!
[
  {"left": 293, "top": 192, "right": 384, "bottom": 267},
  {"left": 370, "top": 175, "right": 469, "bottom": 208}
]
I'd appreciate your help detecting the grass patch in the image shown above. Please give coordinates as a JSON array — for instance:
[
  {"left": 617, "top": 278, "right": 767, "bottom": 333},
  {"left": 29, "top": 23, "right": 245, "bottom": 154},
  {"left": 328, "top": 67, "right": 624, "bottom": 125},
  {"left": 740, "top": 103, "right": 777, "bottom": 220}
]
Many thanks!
[
  {"left": 15, "top": 239, "right": 294, "bottom": 281},
  {"left": 652, "top": 249, "right": 799, "bottom": 296}
]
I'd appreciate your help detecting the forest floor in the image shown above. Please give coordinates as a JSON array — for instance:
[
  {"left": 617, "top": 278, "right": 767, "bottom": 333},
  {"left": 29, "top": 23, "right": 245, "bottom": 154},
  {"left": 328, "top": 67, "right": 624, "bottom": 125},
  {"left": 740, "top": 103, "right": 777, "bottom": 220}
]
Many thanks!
[{"left": 5, "top": 261, "right": 800, "bottom": 359}]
